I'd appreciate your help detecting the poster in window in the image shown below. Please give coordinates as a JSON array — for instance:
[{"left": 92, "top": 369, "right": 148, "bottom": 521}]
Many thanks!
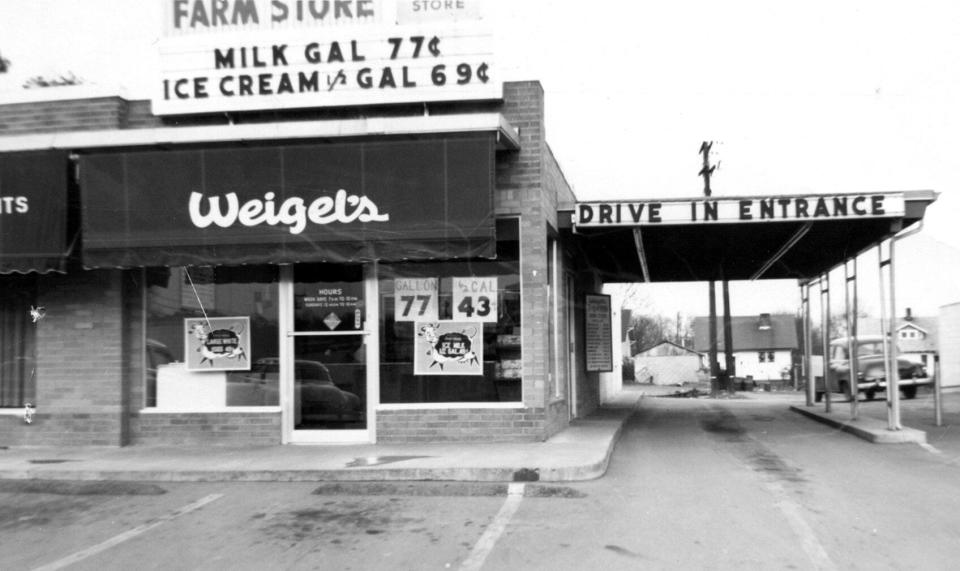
[
  {"left": 413, "top": 321, "right": 484, "bottom": 376},
  {"left": 394, "top": 278, "right": 439, "bottom": 322},
  {"left": 452, "top": 277, "right": 498, "bottom": 322},
  {"left": 184, "top": 317, "right": 251, "bottom": 372},
  {"left": 584, "top": 294, "right": 613, "bottom": 372}
]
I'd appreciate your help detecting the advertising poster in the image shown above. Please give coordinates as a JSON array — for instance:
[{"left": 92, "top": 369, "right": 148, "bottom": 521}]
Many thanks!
[
  {"left": 184, "top": 316, "right": 251, "bottom": 371},
  {"left": 395, "top": 277, "right": 439, "bottom": 322},
  {"left": 413, "top": 321, "right": 483, "bottom": 376},
  {"left": 452, "top": 276, "right": 498, "bottom": 322},
  {"left": 584, "top": 294, "right": 613, "bottom": 372}
]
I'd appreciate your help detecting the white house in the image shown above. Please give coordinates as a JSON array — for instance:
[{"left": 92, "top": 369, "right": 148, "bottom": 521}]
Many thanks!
[
  {"left": 631, "top": 341, "right": 704, "bottom": 386},
  {"left": 692, "top": 313, "right": 798, "bottom": 383},
  {"left": 858, "top": 308, "right": 938, "bottom": 369}
]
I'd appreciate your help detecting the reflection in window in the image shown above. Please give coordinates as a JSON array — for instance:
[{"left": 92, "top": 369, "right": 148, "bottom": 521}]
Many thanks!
[
  {"left": 378, "top": 219, "right": 521, "bottom": 404},
  {"left": 144, "top": 266, "right": 279, "bottom": 409},
  {"left": 0, "top": 276, "right": 37, "bottom": 408}
]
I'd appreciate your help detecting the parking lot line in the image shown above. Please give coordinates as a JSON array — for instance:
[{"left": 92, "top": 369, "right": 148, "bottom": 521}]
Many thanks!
[
  {"left": 459, "top": 483, "right": 525, "bottom": 571},
  {"left": 31, "top": 493, "right": 224, "bottom": 571}
]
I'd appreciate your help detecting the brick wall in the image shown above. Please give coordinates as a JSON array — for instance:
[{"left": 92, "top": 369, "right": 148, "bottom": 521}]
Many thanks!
[
  {"left": 376, "top": 407, "right": 545, "bottom": 443},
  {"left": 0, "top": 270, "right": 127, "bottom": 446},
  {"left": 496, "top": 82, "right": 549, "bottom": 417},
  {"left": 0, "top": 96, "right": 127, "bottom": 134},
  {"left": 132, "top": 412, "right": 282, "bottom": 446}
]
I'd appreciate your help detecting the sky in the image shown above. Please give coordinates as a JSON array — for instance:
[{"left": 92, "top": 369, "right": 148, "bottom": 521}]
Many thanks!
[{"left": 1, "top": 0, "right": 958, "bottom": 320}]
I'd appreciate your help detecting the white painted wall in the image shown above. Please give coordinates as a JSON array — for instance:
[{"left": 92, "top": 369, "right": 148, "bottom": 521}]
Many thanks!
[
  {"left": 939, "top": 302, "right": 960, "bottom": 387},
  {"left": 734, "top": 350, "right": 792, "bottom": 381},
  {"left": 600, "top": 286, "right": 625, "bottom": 402}
]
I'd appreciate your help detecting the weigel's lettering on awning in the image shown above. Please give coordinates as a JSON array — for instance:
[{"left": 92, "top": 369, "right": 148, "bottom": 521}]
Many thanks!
[
  {"left": 80, "top": 135, "right": 494, "bottom": 268},
  {"left": 0, "top": 151, "right": 70, "bottom": 274}
]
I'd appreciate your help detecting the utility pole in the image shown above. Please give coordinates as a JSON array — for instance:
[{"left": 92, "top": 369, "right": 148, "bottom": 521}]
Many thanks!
[
  {"left": 701, "top": 141, "right": 720, "bottom": 393},
  {"left": 699, "top": 141, "right": 718, "bottom": 196}
]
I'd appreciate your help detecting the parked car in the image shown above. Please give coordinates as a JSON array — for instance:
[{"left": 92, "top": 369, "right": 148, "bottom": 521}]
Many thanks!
[
  {"left": 816, "top": 335, "right": 931, "bottom": 401},
  {"left": 228, "top": 358, "right": 362, "bottom": 423}
]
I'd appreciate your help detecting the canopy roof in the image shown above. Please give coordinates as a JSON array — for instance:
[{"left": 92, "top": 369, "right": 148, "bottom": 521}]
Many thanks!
[{"left": 566, "top": 191, "right": 937, "bottom": 282}]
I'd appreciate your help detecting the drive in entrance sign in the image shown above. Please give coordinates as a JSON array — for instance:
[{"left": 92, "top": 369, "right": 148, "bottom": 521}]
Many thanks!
[{"left": 575, "top": 193, "right": 906, "bottom": 228}]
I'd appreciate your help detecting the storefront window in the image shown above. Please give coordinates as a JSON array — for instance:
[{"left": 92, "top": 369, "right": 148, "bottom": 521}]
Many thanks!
[
  {"left": 0, "top": 276, "right": 37, "bottom": 408},
  {"left": 144, "top": 266, "right": 279, "bottom": 409},
  {"left": 378, "top": 219, "right": 521, "bottom": 403}
]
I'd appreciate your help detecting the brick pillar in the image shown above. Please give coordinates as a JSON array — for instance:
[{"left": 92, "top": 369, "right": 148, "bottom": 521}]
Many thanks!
[{"left": 32, "top": 270, "right": 127, "bottom": 446}]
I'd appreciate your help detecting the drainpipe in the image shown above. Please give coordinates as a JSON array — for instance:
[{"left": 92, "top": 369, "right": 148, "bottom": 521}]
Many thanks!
[{"left": 881, "top": 220, "right": 924, "bottom": 431}]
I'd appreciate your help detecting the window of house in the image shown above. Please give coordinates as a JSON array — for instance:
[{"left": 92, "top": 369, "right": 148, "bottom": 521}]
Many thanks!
[
  {"left": 0, "top": 276, "right": 37, "bottom": 408},
  {"left": 144, "top": 266, "right": 279, "bottom": 409},
  {"left": 768, "top": 351, "right": 775, "bottom": 362},
  {"left": 758, "top": 352, "right": 766, "bottom": 363},
  {"left": 378, "top": 218, "right": 521, "bottom": 404}
]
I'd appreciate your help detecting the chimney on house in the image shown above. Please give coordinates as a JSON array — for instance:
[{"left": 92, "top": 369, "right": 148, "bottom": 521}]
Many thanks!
[
  {"left": 905, "top": 307, "right": 913, "bottom": 321},
  {"left": 758, "top": 313, "right": 772, "bottom": 330}
]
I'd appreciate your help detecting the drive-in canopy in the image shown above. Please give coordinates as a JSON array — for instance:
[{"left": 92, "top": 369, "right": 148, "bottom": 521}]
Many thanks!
[{"left": 566, "top": 190, "right": 937, "bottom": 282}]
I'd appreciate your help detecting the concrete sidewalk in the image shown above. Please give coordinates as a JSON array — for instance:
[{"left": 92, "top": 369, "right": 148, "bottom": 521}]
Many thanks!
[
  {"left": 790, "top": 387, "right": 960, "bottom": 448},
  {"left": 0, "top": 391, "right": 643, "bottom": 484}
]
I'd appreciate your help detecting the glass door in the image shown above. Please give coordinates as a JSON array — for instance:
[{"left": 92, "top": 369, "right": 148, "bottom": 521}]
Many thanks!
[{"left": 281, "top": 264, "right": 378, "bottom": 444}]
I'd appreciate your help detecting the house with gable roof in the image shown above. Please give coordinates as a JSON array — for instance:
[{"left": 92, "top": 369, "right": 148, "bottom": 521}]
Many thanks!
[
  {"left": 692, "top": 313, "right": 799, "bottom": 382},
  {"left": 857, "top": 308, "right": 938, "bottom": 369}
]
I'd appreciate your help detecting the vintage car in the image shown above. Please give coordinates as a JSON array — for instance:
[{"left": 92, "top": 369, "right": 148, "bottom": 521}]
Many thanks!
[
  {"left": 816, "top": 335, "right": 931, "bottom": 401},
  {"left": 227, "top": 358, "right": 362, "bottom": 424}
]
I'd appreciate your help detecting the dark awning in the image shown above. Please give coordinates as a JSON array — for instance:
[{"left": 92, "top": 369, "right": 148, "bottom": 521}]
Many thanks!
[
  {"left": 80, "top": 135, "right": 495, "bottom": 268},
  {"left": 0, "top": 151, "right": 71, "bottom": 274},
  {"left": 567, "top": 191, "right": 938, "bottom": 282}
]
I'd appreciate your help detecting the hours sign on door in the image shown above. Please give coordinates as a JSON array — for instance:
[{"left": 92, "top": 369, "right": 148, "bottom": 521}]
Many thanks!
[{"left": 452, "top": 277, "right": 497, "bottom": 322}]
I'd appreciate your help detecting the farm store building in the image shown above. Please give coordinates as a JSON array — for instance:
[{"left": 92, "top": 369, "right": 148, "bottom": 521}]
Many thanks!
[{"left": 0, "top": 78, "right": 610, "bottom": 447}]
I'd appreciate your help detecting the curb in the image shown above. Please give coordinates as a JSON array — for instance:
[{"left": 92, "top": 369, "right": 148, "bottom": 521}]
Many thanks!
[{"left": 790, "top": 405, "right": 927, "bottom": 444}]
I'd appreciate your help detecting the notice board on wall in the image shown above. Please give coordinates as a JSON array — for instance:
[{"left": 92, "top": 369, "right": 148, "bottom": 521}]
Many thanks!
[{"left": 584, "top": 294, "right": 613, "bottom": 372}]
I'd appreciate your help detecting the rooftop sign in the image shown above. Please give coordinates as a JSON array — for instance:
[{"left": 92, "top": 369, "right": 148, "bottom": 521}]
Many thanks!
[
  {"left": 154, "top": 0, "right": 499, "bottom": 115},
  {"left": 574, "top": 193, "right": 907, "bottom": 228}
]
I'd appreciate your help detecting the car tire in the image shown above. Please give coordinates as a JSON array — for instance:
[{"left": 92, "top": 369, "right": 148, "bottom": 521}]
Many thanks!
[
  {"left": 815, "top": 391, "right": 824, "bottom": 403},
  {"left": 903, "top": 386, "right": 918, "bottom": 399},
  {"left": 865, "top": 389, "right": 877, "bottom": 401}
]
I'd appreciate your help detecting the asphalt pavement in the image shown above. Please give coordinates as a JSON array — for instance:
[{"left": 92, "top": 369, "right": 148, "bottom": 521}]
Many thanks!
[{"left": 1, "top": 384, "right": 957, "bottom": 483}]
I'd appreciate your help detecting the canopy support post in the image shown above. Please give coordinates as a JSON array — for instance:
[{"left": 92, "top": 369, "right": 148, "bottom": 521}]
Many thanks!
[
  {"left": 632, "top": 229, "right": 651, "bottom": 283},
  {"left": 801, "top": 282, "right": 814, "bottom": 406},
  {"left": 878, "top": 238, "right": 902, "bottom": 430},
  {"left": 820, "top": 273, "right": 832, "bottom": 413},
  {"left": 708, "top": 280, "right": 719, "bottom": 396},
  {"left": 844, "top": 258, "right": 860, "bottom": 420}
]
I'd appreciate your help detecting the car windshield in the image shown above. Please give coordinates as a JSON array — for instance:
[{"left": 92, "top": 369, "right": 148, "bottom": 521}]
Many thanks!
[
  {"left": 857, "top": 342, "right": 883, "bottom": 357},
  {"left": 832, "top": 341, "right": 885, "bottom": 360}
]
